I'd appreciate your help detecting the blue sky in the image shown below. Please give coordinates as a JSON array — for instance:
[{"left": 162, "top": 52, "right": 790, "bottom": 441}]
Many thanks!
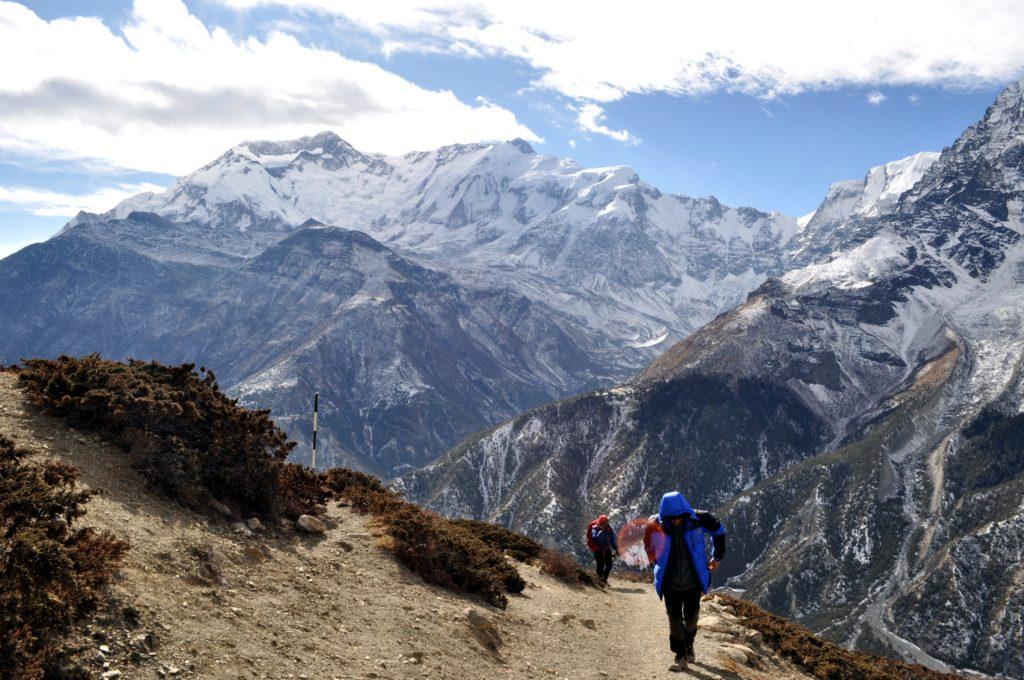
[{"left": 0, "top": 0, "right": 1020, "bottom": 257}]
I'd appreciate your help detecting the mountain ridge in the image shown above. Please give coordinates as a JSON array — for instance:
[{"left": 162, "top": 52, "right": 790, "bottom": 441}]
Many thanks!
[{"left": 403, "top": 78, "right": 1024, "bottom": 677}]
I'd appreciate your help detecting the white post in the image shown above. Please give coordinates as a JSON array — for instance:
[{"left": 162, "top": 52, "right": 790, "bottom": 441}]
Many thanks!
[{"left": 311, "top": 392, "right": 319, "bottom": 470}]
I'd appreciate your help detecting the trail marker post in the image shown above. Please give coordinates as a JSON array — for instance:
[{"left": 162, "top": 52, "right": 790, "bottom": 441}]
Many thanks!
[{"left": 311, "top": 392, "right": 319, "bottom": 470}]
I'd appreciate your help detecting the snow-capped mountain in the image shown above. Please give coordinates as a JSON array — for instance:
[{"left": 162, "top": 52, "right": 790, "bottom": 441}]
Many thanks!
[
  {"left": 403, "top": 81, "right": 1024, "bottom": 677},
  {"left": 1, "top": 134, "right": 817, "bottom": 476},
  {"left": 0, "top": 217, "right": 613, "bottom": 475},
  {"left": 84, "top": 131, "right": 801, "bottom": 351},
  {"left": 787, "top": 151, "right": 940, "bottom": 265}
]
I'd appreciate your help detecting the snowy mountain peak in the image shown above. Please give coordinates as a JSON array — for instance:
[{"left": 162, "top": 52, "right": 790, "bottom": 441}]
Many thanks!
[
  {"left": 948, "top": 76, "right": 1024, "bottom": 158},
  {"left": 807, "top": 151, "right": 940, "bottom": 229},
  {"left": 786, "top": 151, "right": 939, "bottom": 266}
]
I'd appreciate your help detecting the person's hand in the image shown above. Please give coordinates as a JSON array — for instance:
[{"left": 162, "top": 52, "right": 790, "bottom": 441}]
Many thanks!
[{"left": 708, "top": 559, "right": 721, "bottom": 572}]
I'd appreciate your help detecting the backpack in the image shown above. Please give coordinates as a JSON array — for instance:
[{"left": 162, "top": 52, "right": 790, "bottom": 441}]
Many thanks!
[{"left": 586, "top": 520, "right": 610, "bottom": 551}]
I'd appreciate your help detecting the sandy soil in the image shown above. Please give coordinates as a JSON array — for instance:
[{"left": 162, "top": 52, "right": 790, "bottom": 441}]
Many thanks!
[{"left": 0, "top": 372, "right": 812, "bottom": 680}]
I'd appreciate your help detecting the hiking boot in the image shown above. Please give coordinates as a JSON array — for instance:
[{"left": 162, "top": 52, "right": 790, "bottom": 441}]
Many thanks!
[
  {"left": 685, "top": 631, "right": 697, "bottom": 663},
  {"left": 668, "top": 655, "right": 688, "bottom": 672}
]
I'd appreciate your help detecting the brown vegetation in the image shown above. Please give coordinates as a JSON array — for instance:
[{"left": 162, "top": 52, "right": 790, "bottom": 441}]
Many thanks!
[
  {"left": 18, "top": 355, "right": 324, "bottom": 519},
  {"left": 0, "top": 434, "right": 128, "bottom": 679},
  {"left": 323, "top": 467, "right": 526, "bottom": 608},
  {"left": 17, "top": 357, "right": 596, "bottom": 611},
  {"left": 718, "top": 594, "right": 957, "bottom": 680},
  {"left": 452, "top": 518, "right": 602, "bottom": 587}
]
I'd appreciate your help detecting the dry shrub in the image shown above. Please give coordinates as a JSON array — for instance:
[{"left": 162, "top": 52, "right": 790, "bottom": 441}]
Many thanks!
[
  {"left": 537, "top": 548, "right": 603, "bottom": 588},
  {"left": 0, "top": 435, "right": 128, "bottom": 679},
  {"left": 718, "top": 594, "right": 957, "bottom": 680},
  {"left": 323, "top": 468, "right": 524, "bottom": 607},
  {"left": 18, "top": 355, "right": 320, "bottom": 518},
  {"left": 16, "top": 356, "right": 592, "bottom": 609},
  {"left": 450, "top": 518, "right": 601, "bottom": 588},
  {"left": 384, "top": 506, "right": 525, "bottom": 608},
  {"left": 451, "top": 518, "right": 544, "bottom": 561}
]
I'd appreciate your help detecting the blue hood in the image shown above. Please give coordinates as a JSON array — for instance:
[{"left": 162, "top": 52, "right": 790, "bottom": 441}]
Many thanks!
[{"left": 658, "top": 491, "right": 695, "bottom": 523}]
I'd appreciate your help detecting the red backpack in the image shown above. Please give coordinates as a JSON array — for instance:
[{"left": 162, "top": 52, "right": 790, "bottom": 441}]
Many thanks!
[{"left": 586, "top": 519, "right": 607, "bottom": 551}]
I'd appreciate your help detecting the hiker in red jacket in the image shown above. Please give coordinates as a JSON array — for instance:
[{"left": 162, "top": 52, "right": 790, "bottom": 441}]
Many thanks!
[{"left": 586, "top": 515, "right": 619, "bottom": 583}]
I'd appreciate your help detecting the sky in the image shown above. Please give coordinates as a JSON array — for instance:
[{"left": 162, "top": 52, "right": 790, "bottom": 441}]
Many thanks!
[{"left": 1, "top": 0, "right": 1022, "bottom": 257}]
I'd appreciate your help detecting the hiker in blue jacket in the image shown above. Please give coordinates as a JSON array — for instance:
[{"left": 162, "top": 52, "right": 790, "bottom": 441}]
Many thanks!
[{"left": 643, "top": 491, "right": 726, "bottom": 672}]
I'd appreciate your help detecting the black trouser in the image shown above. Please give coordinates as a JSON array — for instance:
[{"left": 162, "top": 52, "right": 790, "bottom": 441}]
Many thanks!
[
  {"left": 593, "top": 549, "right": 613, "bottom": 580},
  {"left": 664, "top": 587, "right": 702, "bottom": 656}
]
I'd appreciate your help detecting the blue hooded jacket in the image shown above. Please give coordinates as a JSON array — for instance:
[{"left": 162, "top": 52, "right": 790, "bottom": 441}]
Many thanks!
[{"left": 647, "top": 491, "right": 726, "bottom": 598}]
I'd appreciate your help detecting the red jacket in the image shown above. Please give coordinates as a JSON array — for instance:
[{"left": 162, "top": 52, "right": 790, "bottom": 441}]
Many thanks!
[{"left": 586, "top": 519, "right": 618, "bottom": 552}]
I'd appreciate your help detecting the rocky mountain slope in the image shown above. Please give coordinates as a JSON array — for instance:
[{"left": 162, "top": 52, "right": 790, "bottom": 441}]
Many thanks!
[
  {"left": 1, "top": 133, "right": 805, "bottom": 477},
  {"left": 0, "top": 370, "right": 827, "bottom": 680},
  {"left": 0, "top": 127, "right": 938, "bottom": 477},
  {"left": 403, "top": 81, "right": 1024, "bottom": 677},
  {"left": 0, "top": 220, "right": 613, "bottom": 475}
]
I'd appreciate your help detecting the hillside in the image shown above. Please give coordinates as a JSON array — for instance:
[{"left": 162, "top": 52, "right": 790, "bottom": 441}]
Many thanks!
[
  {"left": 402, "top": 78, "right": 1024, "bottom": 677},
  {"left": 0, "top": 369, "right": 829, "bottom": 680}
]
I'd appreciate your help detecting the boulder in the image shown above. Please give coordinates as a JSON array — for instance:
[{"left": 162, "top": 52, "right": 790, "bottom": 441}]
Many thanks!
[{"left": 296, "top": 514, "right": 326, "bottom": 534}]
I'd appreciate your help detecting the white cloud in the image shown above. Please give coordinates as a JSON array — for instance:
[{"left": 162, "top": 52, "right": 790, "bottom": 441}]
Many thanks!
[
  {"left": 0, "top": 183, "right": 165, "bottom": 217},
  {"left": 576, "top": 104, "right": 640, "bottom": 145},
  {"left": 908, "top": 93, "right": 923, "bottom": 104},
  {"left": 0, "top": 1, "right": 538, "bottom": 175},
  {"left": 867, "top": 90, "right": 888, "bottom": 105},
  {"left": 216, "top": 0, "right": 1024, "bottom": 102}
]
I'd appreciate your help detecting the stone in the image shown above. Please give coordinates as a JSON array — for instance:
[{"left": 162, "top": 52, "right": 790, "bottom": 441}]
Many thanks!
[
  {"left": 231, "top": 522, "right": 253, "bottom": 537},
  {"left": 210, "top": 500, "right": 233, "bottom": 518},
  {"left": 296, "top": 514, "right": 326, "bottom": 534},
  {"left": 581, "top": 619, "right": 597, "bottom": 630},
  {"left": 718, "top": 644, "right": 753, "bottom": 666},
  {"left": 100, "top": 671, "right": 122, "bottom": 679},
  {"left": 99, "top": 645, "right": 111, "bottom": 654},
  {"left": 245, "top": 517, "right": 264, "bottom": 531}
]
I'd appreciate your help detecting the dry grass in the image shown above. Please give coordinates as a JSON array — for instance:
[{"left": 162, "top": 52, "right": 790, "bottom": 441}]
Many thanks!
[
  {"left": 718, "top": 594, "right": 958, "bottom": 680},
  {"left": 0, "top": 434, "right": 128, "bottom": 679}
]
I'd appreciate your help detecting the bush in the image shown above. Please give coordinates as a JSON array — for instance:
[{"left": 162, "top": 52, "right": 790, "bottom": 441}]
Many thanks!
[
  {"left": 0, "top": 435, "right": 128, "bottom": 679},
  {"left": 450, "top": 518, "right": 602, "bottom": 587},
  {"left": 322, "top": 468, "right": 523, "bottom": 607},
  {"left": 17, "top": 356, "right": 593, "bottom": 609},
  {"left": 18, "top": 356, "right": 320, "bottom": 518},
  {"left": 385, "top": 506, "right": 525, "bottom": 608},
  {"left": 451, "top": 518, "right": 545, "bottom": 561},
  {"left": 718, "top": 594, "right": 956, "bottom": 680}
]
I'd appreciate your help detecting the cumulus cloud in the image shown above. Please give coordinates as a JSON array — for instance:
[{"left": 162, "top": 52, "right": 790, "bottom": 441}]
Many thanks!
[
  {"left": 0, "top": 0, "right": 538, "bottom": 175},
  {"left": 576, "top": 104, "right": 640, "bottom": 145},
  {"left": 0, "top": 182, "right": 165, "bottom": 217},
  {"left": 866, "top": 90, "right": 888, "bottom": 105},
  {"left": 217, "top": 0, "right": 1024, "bottom": 101}
]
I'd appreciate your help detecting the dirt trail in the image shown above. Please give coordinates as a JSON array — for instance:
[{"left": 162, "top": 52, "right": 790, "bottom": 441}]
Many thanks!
[{"left": 0, "top": 372, "right": 811, "bottom": 680}]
